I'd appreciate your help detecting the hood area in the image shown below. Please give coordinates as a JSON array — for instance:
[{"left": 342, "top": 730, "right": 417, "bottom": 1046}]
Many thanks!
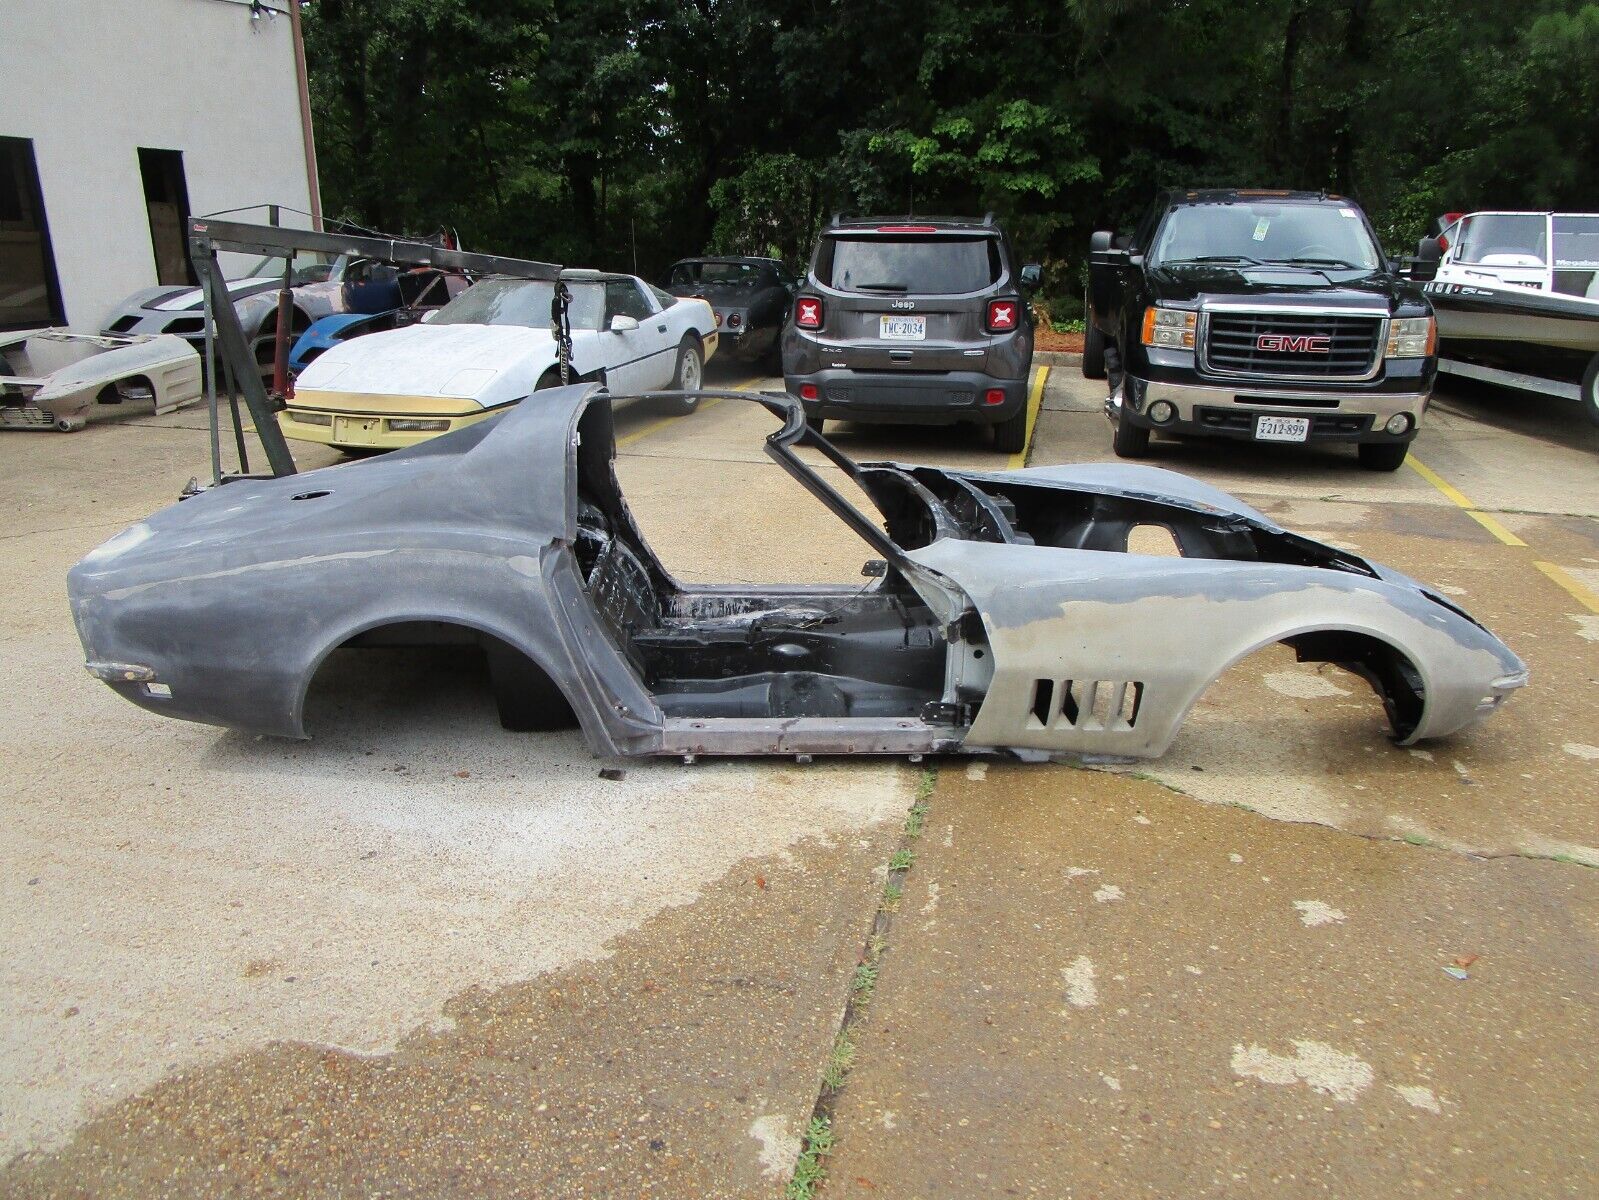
[
  {"left": 1145, "top": 264, "right": 1417, "bottom": 312},
  {"left": 295, "top": 322, "right": 555, "bottom": 399}
]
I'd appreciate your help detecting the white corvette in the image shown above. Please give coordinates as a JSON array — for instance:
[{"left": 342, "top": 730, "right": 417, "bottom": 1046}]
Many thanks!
[{"left": 282, "top": 270, "right": 717, "bottom": 451}]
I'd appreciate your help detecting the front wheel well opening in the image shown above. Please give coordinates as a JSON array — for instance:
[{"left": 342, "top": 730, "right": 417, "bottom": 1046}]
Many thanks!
[
  {"left": 304, "top": 621, "right": 577, "bottom": 736},
  {"left": 1280, "top": 630, "right": 1425, "bottom": 741}
]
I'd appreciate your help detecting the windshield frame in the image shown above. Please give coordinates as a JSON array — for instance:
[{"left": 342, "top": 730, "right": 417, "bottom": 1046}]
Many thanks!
[
  {"left": 1149, "top": 201, "right": 1383, "bottom": 273},
  {"left": 428, "top": 277, "right": 607, "bottom": 332}
]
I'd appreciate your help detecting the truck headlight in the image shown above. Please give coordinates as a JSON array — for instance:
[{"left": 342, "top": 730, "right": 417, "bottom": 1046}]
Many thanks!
[
  {"left": 1141, "top": 307, "right": 1196, "bottom": 349},
  {"left": 1386, "top": 317, "right": 1435, "bottom": 358}
]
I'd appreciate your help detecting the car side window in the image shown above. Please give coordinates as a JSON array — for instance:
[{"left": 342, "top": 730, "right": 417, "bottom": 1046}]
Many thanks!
[
  {"left": 605, "top": 279, "right": 655, "bottom": 322},
  {"left": 650, "top": 285, "right": 677, "bottom": 309}
]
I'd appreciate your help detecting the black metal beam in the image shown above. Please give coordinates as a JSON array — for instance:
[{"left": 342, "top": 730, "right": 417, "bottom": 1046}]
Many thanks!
[
  {"left": 193, "top": 247, "right": 297, "bottom": 477},
  {"left": 187, "top": 217, "right": 562, "bottom": 280}
]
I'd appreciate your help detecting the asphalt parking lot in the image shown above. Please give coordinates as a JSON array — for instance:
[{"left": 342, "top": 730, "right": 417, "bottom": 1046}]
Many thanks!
[{"left": 2, "top": 363, "right": 1595, "bottom": 1197}]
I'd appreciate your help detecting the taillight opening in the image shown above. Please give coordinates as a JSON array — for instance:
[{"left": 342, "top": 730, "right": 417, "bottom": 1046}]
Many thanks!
[
  {"left": 795, "top": 297, "right": 824, "bottom": 330},
  {"left": 986, "top": 298, "right": 1019, "bottom": 334}
]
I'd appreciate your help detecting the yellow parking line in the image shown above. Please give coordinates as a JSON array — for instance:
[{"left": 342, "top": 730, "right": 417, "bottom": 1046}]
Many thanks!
[
  {"left": 1006, "top": 364, "right": 1051, "bottom": 471},
  {"left": 1533, "top": 561, "right": 1599, "bottom": 614},
  {"left": 1406, "top": 456, "right": 1526, "bottom": 547},
  {"left": 614, "top": 379, "right": 767, "bottom": 450}
]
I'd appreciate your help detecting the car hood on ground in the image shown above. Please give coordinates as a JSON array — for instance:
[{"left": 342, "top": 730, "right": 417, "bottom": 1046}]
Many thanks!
[{"left": 295, "top": 323, "right": 555, "bottom": 398}]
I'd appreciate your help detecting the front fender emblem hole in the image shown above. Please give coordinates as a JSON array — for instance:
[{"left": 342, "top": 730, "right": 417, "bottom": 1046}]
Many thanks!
[{"left": 291, "top": 490, "right": 331, "bottom": 501}]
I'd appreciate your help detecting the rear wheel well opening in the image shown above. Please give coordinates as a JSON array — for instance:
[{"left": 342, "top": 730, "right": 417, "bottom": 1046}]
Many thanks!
[
  {"left": 303, "top": 621, "right": 576, "bottom": 736},
  {"left": 1279, "top": 630, "right": 1425, "bottom": 741}
]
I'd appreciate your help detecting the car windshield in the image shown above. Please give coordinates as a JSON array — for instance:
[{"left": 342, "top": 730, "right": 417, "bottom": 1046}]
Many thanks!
[
  {"left": 673, "top": 261, "right": 764, "bottom": 287},
  {"left": 429, "top": 278, "right": 606, "bottom": 331},
  {"left": 819, "top": 235, "right": 999, "bottom": 294},
  {"left": 1451, "top": 213, "right": 1548, "bottom": 267},
  {"left": 1552, "top": 215, "right": 1599, "bottom": 268},
  {"left": 1151, "top": 203, "right": 1381, "bottom": 270}
]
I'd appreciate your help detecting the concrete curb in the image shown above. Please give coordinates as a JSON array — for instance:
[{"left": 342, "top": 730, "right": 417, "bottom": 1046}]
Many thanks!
[{"left": 1034, "top": 351, "right": 1082, "bottom": 368}]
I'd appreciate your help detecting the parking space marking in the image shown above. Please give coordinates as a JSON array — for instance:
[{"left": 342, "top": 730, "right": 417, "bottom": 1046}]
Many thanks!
[
  {"left": 1406, "top": 456, "right": 1527, "bottom": 546},
  {"left": 1533, "top": 561, "right": 1599, "bottom": 614},
  {"left": 1006, "top": 365, "right": 1052, "bottom": 471},
  {"left": 1406, "top": 453, "right": 1599, "bottom": 616},
  {"left": 614, "top": 379, "right": 766, "bottom": 450}
]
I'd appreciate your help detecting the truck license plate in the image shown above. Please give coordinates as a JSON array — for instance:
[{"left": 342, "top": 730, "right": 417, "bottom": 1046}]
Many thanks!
[
  {"left": 880, "top": 315, "right": 926, "bottom": 341},
  {"left": 1254, "top": 414, "right": 1310, "bottom": 443}
]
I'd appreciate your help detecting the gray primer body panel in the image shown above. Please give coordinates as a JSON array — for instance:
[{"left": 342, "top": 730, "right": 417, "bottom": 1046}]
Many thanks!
[{"left": 68, "top": 387, "right": 1525, "bottom": 760}]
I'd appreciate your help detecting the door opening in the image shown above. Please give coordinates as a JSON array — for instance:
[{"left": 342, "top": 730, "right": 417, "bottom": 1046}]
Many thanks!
[
  {"left": 0, "top": 137, "right": 65, "bottom": 330},
  {"left": 138, "top": 148, "right": 195, "bottom": 287}
]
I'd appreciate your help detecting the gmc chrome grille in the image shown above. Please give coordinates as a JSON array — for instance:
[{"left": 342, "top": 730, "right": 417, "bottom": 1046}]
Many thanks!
[{"left": 1202, "top": 311, "right": 1383, "bottom": 380}]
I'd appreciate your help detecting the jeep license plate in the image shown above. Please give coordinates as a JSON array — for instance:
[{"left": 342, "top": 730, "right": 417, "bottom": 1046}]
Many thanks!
[
  {"left": 1254, "top": 414, "right": 1310, "bottom": 443},
  {"left": 879, "top": 315, "right": 926, "bottom": 341}
]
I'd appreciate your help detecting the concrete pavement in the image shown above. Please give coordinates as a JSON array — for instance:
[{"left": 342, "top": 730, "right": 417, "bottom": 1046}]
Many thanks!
[{"left": 1, "top": 362, "right": 1594, "bottom": 1196}]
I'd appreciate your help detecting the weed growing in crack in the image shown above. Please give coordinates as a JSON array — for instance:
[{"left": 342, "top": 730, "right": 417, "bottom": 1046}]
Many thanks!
[
  {"left": 822, "top": 1030, "right": 856, "bottom": 1090},
  {"left": 852, "top": 961, "right": 879, "bottom": 1005},
  {"left": 888, "top": 848, "right": 916, "bottom": 872},
  {"left": 904, "top": 803, "right": 929, "bottom": 838},
  {"left": 882, "top": 880, "right": 903, "bottom": 909},
  {"left": 786, "top": 1116, "right": 834, "bottom": 1199}
]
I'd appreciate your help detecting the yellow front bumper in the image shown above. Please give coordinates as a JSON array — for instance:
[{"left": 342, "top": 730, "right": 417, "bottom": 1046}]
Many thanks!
[{"left": 279, "top": 391, "right": 500, "bottom": 451}]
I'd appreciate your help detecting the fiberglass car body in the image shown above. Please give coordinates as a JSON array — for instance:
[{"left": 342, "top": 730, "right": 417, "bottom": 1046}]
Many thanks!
[
  {"left": 282, "top": 272, "right": 718, "bottom": 452},
  {"left": 101, "top": 254, "right": 349, "bottom": 381},
  {"left": 69, "top": 387, "right": 1524, "bottom": 761}
]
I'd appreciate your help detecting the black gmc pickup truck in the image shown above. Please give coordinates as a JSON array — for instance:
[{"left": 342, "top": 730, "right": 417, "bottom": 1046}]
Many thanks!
[{"left": 1086, "top": 190, "right": 1441, "bottom": 471}]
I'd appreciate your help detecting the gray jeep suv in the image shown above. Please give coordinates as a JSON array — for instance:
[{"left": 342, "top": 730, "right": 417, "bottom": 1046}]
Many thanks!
[{"left": 782, "top": 214, "right": 1041, "bottom": 451}]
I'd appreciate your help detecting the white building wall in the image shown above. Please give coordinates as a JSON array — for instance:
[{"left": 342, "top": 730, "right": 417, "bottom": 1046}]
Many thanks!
[{"left": 0, "top": 0, "right": 316, "bottom": 329}]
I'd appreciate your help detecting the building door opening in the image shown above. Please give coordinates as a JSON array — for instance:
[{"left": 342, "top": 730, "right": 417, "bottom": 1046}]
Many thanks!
[
  {"left": 0, "top": 137, "right": 65, "bottom": 331},
  {"left": 138, "top": 148, "right": 194, "bottom": 287}
]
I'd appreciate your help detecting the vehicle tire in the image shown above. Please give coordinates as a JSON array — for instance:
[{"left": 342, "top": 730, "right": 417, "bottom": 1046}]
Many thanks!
[
  {"left": 484, "top": 641, "right": 574, "bottom": 732},
  {"left": 1358, "top": 440, "right": 1410, "bottom": 472},
  {"left": 536, "top": 366, "right": 578, "bottom": 390},
  {"left": 664, "top": 337, "right": 703, "bottom": 414},
  {"left": 805, "top": 412, "right": 826, "bottom": 436},
  {"left": 1082, "top": 305, "right": 1107, "bottom": 380},
  {"left": 1582, "top": 352, "right": 1599, "bottom": 428},
  {"left": 1111, "top": 408, "right": 1151, "bottom": 458},
  {"left": 992, "top": 405, "right": 1029, "bottom": 454}
]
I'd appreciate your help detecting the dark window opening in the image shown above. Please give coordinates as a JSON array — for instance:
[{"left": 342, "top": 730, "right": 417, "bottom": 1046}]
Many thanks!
[
  {"left": 0, "top": 137, "right": 65, "bottom": 330},
  {"left": 816, "top": 235, "right": 1001, "bottom": 294},
  {"left": 138, "top": 147, "right": 195, "bottom": 287}
]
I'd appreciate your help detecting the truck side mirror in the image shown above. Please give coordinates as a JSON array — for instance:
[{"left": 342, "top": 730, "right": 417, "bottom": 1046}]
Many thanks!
[
  {"left": 1089, "top": 230, "right": 1130, "bottom": 269},
  {"left": 1020, "top": 263, "right": 1043, "bottom": 288},
  {"left": 1407, "top": 236, "right": 1442, "bottom": 282}
]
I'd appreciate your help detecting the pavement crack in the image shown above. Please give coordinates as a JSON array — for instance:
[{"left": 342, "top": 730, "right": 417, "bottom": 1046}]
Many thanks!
[{"left": 784, "top": 766, "right": 935, "bottom": 1198}]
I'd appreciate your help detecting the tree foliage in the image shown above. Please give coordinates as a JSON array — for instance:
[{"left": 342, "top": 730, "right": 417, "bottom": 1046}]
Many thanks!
[{"left": 303, "top": 0, "right": 1599, "bottom": 311}]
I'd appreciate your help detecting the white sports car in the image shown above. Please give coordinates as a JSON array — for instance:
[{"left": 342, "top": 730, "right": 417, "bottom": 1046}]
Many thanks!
[{"left": 282, "top": 270, "right": 718, "bottom": 452}]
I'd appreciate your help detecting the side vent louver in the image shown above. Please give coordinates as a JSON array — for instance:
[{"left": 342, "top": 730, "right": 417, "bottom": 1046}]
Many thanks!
[{"left": 1027, "top": 678, "right": 1144, "bottom": 732}]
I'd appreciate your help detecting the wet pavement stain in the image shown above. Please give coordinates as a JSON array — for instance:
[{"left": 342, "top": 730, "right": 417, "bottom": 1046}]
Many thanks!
[{"left": 0, "top": 836, "right": 894, "bottom": 1199}]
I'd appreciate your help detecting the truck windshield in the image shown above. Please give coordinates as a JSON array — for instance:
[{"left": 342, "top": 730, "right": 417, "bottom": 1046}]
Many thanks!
[
  {"left": 430, "top": 278, "right": 606, "bottom": 331},
  {"left": 818, "top": 236, "right": 1000, "bottom": 294},
  {"left": 1451, "top": 214, "right": 1548, "bottom": 267},
  {"left": 1152, "top": 203, "right": 1381, "bottom": 271}
]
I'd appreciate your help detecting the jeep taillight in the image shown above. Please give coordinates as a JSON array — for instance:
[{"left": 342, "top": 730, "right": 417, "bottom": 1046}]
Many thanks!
[
  {"left": 795, "top": 297, "right": 824, "bottom": 330},
  {"left": 986, "top": 299, "right": 1019, "bottom": 333}
]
